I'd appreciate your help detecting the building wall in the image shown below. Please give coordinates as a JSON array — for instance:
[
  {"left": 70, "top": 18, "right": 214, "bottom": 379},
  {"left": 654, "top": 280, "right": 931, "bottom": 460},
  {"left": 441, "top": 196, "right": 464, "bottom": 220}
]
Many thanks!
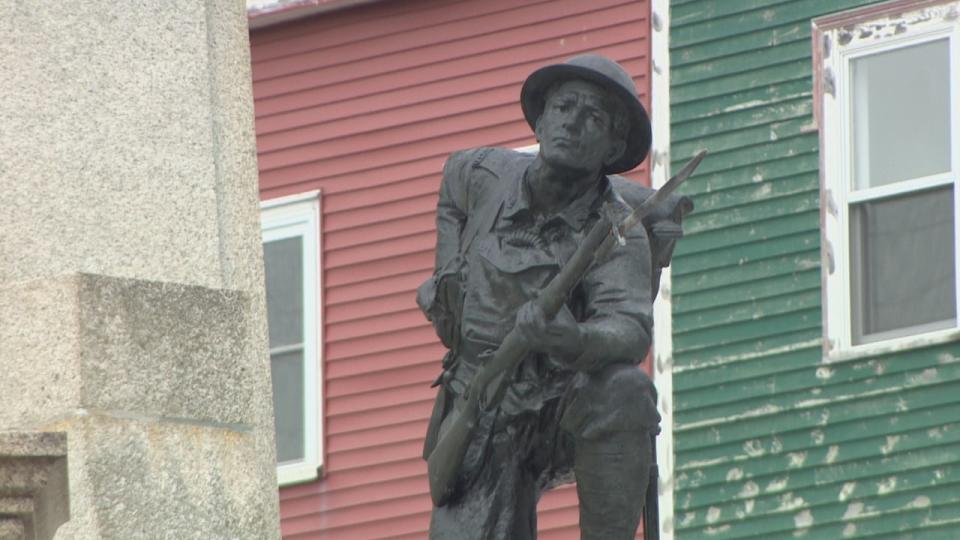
[
  {"left": 669, "top": 0, "right": 960, "bottom": 538},
  {"left": 249, "top": 0, "right": 653, "bottom": 537}
]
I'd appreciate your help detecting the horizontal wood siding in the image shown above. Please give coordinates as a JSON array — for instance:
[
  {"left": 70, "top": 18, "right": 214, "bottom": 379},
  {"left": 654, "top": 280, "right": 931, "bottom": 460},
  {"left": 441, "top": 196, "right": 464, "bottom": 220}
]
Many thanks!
[
  {"left": 669, "top": 0, "right": 960, "bottom": 538},
  {"left": 250, "top": 0, "right": 652, "bottom": 537}
]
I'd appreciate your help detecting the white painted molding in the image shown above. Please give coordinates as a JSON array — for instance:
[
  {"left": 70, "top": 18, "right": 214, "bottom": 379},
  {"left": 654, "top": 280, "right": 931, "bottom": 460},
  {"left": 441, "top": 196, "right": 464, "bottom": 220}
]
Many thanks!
[
  {"left": 261, "top": 192, "right": 324, "bottom": 486},
  {"left": 815, "top": 2, "right": 960, "bottom": 358},
  {"left": 650, "top": 0, "right": 675, "bottom": 539}
]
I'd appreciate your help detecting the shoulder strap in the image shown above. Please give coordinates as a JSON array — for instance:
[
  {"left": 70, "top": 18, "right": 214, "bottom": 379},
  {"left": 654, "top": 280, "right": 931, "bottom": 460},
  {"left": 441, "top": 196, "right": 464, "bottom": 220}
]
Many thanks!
[
  {"left": 457, "top": 149, "right": 504, "bottom": 254},
  {"left": 459, "top": 190, "right": 503, "bottom": 255}
]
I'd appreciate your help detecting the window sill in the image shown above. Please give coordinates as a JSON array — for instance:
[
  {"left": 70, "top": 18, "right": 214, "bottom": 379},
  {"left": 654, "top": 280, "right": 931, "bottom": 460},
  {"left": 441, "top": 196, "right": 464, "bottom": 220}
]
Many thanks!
[
  {"left": 825, "top": 327, "right": 960, "bottom": 363},
  {"left": 277, "top": 461, "right": 321, "bottom": 487}
]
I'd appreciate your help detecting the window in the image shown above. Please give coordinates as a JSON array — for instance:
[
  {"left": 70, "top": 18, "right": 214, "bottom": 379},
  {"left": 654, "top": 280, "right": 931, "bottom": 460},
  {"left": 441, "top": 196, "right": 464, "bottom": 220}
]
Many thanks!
[
  {"left": 815, "top": 1, "right": 960, "bottom": 356},
  {"left": 261, "top": 191, "right": 322, "bottom": 485}
]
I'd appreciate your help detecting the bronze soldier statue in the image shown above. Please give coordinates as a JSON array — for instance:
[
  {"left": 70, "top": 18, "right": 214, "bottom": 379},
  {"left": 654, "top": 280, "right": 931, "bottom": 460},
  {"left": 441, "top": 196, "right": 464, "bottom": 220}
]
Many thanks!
[{"left": 417, "top": 54, "right": 696, "bottom": 540}]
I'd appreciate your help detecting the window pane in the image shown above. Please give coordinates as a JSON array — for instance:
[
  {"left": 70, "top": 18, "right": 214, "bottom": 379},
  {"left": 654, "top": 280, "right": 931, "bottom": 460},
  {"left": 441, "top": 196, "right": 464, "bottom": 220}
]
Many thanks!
[
  {"left": 271, "top": 349, "right": 305, "bottom": 463},
  {"left": 850, "top": 186, "right": 956, "bottom": 343},
  {"left": 852, "top": 39, "right": 951, "bottom": 190},
  {"left": 264, "top": 237, "right": 304, "bottom": 348}
]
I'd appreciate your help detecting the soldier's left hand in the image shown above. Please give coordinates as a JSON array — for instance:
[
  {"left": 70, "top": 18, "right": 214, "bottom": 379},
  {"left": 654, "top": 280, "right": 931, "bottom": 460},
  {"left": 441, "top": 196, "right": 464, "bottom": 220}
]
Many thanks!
[{"left": 515, "top": 301, "right": 584, "bottom": 360}]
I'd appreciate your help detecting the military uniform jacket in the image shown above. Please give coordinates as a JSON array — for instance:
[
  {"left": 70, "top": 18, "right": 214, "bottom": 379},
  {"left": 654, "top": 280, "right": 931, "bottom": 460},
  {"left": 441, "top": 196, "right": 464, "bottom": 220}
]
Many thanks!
[{"left": 418, "top": 147, "right": 691, "bottom": 459}]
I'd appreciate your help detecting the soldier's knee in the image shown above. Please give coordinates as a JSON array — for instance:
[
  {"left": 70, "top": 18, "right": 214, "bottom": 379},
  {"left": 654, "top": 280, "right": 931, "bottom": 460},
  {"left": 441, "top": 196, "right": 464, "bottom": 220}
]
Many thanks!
[
  {"left": 561, "top": 363, "right": 660, "bottom": 440},
  {"left": 596, "top": 362, "right": 657, "bottom": 402},
  {"left": 595, "top": 363, "right": 660, "bottom": 432}
]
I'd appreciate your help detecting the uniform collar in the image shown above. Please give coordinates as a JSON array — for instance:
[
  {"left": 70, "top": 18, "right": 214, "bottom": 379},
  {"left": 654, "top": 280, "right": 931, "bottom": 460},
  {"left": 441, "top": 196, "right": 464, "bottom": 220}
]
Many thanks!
[{"left": 501, "top": 165, "right": 610, "bottom": 232}]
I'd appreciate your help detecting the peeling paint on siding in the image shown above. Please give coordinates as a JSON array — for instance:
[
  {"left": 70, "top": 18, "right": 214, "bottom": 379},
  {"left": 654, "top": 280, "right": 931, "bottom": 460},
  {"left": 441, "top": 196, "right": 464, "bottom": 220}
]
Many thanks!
[
  {"left": 824, "top": 445, "right": 839, "bottom": 464},
  {"left": 843, "top": 501, "right": 863, "bottom": 519},
  {"left": 880, "top": 435, "right": 900, "bottom": 454},
  {"left": 877, "top": 476, "right": 898, "bottom": 495},
  {"left": 671, "top": 0, "right": 960, "bottom": 538},
  {"left": 766, "top": 476, "right": 789, "bottom": 493},
  {"left": 838, "top": 481, "right": 857, "bottom": 501},
  {"left": 726, "top": 467, "right": 744, "bottom": 481},
  {"left": 738, "top": 481, "right": 759, "bottom": 498},
  {"left": 793, "top": 508, "right": 814, "bottom": 531}
]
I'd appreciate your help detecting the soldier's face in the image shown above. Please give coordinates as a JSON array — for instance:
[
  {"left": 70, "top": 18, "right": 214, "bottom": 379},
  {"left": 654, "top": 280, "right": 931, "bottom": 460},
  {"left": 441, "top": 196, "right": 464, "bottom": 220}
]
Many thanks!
[{"left": 535, "top": 80, "right": 625, "bottom": 176}]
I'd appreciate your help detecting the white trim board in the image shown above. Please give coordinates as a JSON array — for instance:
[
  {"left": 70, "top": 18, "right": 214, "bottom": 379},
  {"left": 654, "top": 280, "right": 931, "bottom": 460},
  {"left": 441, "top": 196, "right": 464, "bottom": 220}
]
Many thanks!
[{"left": 651, "top": 0, "right": 675, "bottom": 538}]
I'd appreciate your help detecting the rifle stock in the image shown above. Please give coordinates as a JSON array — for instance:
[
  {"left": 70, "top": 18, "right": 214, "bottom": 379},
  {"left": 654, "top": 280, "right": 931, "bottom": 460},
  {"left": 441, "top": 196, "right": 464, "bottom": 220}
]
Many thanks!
[
  {"left": 427, "top": 388, "right": 480, "bottom": 506},
  {"left": 427, "top": 151, "right": 707, "bottom": 507}
]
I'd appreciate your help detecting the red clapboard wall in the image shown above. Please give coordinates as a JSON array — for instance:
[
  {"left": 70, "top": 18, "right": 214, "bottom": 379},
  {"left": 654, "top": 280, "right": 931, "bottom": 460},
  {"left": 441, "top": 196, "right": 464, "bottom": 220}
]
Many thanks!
[{"left": 249, "top": 0, "right": 652, "bottom": 537}]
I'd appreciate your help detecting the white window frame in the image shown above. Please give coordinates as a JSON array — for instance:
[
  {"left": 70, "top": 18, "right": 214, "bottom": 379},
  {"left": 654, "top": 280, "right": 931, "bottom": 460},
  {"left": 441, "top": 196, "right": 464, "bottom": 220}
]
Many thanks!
[
  {"left": 814, "top": 0, "right": 960, "bottom": 360},
  {"left": 261, "top": 190, "right": 322, "bottom": 486}
]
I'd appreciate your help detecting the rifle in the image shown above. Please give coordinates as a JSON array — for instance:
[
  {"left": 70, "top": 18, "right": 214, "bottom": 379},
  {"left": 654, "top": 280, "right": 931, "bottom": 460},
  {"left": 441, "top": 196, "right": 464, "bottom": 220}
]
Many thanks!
[{"left": 427, "top": 151, "right": 707, "bottom": 507}]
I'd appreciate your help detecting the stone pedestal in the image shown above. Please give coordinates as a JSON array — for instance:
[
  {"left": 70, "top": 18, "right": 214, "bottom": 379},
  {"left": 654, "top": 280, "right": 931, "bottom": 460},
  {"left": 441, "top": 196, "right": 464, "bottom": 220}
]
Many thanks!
[
  {"left": 0, "top": 275, "right": 278, "bottom": 538},
  {"left": 0, "top": 432, "right": 69, "bottom": 540},
  {"left": 0, "top": 1, "right": 280, "bottom": 538}
]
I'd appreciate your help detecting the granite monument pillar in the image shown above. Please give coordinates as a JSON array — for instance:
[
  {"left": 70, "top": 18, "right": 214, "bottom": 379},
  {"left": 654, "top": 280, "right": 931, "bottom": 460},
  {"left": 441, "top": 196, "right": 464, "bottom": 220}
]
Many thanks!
[{"left": 0, "top": 1, "right": 281, "bottom": 537}]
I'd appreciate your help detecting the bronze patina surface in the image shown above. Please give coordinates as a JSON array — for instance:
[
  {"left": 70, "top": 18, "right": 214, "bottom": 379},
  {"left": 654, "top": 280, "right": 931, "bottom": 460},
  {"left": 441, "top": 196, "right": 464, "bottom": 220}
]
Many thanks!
[{"left": 417, "top": 54, "right": 696, "bottom": 540}]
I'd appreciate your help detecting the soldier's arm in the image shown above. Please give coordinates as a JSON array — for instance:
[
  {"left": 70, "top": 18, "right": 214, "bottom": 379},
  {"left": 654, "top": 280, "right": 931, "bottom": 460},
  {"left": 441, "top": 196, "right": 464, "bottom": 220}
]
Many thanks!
[
  {"left": 514, "top": 213, "right": 655, "bottom": 368},
  {"left": 575, "top": 222, "right": 655, "bottom": 370}
]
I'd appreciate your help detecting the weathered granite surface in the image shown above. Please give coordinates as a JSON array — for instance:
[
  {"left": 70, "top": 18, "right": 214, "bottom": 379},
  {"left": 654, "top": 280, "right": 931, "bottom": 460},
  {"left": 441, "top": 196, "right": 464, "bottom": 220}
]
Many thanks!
[
  {"left": 0, "top": 0, "right": 264, "bottom": 294},
  {"left": 0, "top": 432, "right": 69, "bottom": 540},
  {"left": 0, "top": 0, "right": 279, "bottom": 538},
  {"left": 46, "top": 415, "right": 268, "bottom": 539},
  {"left": 0, "top": 275, "right": 260, "bottom": 430},
  {"left": 0, "top": 275, "right": 279, "bottom": 539}
]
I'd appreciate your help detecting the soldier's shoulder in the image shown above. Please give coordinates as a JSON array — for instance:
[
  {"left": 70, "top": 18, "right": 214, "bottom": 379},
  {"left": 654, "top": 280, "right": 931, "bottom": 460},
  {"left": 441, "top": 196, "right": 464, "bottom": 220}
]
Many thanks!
[{"left": 446, "top": 147, "right": 533, "bottom": 176}]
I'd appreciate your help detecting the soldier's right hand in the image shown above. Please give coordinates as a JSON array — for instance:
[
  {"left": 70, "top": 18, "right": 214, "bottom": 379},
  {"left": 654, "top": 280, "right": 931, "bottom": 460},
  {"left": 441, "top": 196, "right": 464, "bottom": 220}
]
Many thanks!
[{"left": 515, "top": 301, "right": 584, "bottom": 360}]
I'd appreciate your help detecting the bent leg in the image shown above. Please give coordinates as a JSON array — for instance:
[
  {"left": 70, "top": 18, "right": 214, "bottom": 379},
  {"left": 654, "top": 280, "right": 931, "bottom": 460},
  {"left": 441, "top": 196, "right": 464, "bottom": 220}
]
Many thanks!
[
  {"left": 575, "top": 431, "right": 652, "bottom": 540},
  {"left": 561, "top": 363, "right": 660, "bottom": 540}
]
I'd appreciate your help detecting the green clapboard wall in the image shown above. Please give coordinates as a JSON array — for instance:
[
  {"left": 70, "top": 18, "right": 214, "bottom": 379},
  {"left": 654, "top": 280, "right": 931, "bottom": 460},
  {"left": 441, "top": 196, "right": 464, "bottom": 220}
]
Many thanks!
[{"left": 669, "top": 0, "right": 960, "bottom": 538}]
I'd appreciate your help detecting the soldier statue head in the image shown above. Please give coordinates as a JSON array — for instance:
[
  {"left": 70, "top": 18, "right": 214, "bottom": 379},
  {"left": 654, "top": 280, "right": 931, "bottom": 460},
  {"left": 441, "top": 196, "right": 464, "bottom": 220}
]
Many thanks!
[{"left": 520, "top": 54, "right": 653, "bottom": 175}]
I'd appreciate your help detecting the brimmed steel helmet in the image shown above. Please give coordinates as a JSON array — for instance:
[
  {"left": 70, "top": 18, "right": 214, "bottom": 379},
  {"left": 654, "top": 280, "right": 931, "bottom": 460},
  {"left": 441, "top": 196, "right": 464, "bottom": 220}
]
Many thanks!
[{"left": 520, "top": 54, "right": 652, "bottom": 174}]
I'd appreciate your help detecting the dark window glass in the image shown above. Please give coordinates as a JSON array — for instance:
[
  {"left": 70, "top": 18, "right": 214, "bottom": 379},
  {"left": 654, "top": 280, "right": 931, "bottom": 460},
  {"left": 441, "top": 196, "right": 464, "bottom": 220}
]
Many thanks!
[
  {"left": 264, "top": 236, "right": 306, "bottom": 462},
  {"left": 270, "top": 349, "right": 305, "bottom": 463},
  {"left": 850, "top": 186, "right": 956, "bottom": 343},
  {"left": 264, "top": 237, "right": 304, "bottom": 349}
]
